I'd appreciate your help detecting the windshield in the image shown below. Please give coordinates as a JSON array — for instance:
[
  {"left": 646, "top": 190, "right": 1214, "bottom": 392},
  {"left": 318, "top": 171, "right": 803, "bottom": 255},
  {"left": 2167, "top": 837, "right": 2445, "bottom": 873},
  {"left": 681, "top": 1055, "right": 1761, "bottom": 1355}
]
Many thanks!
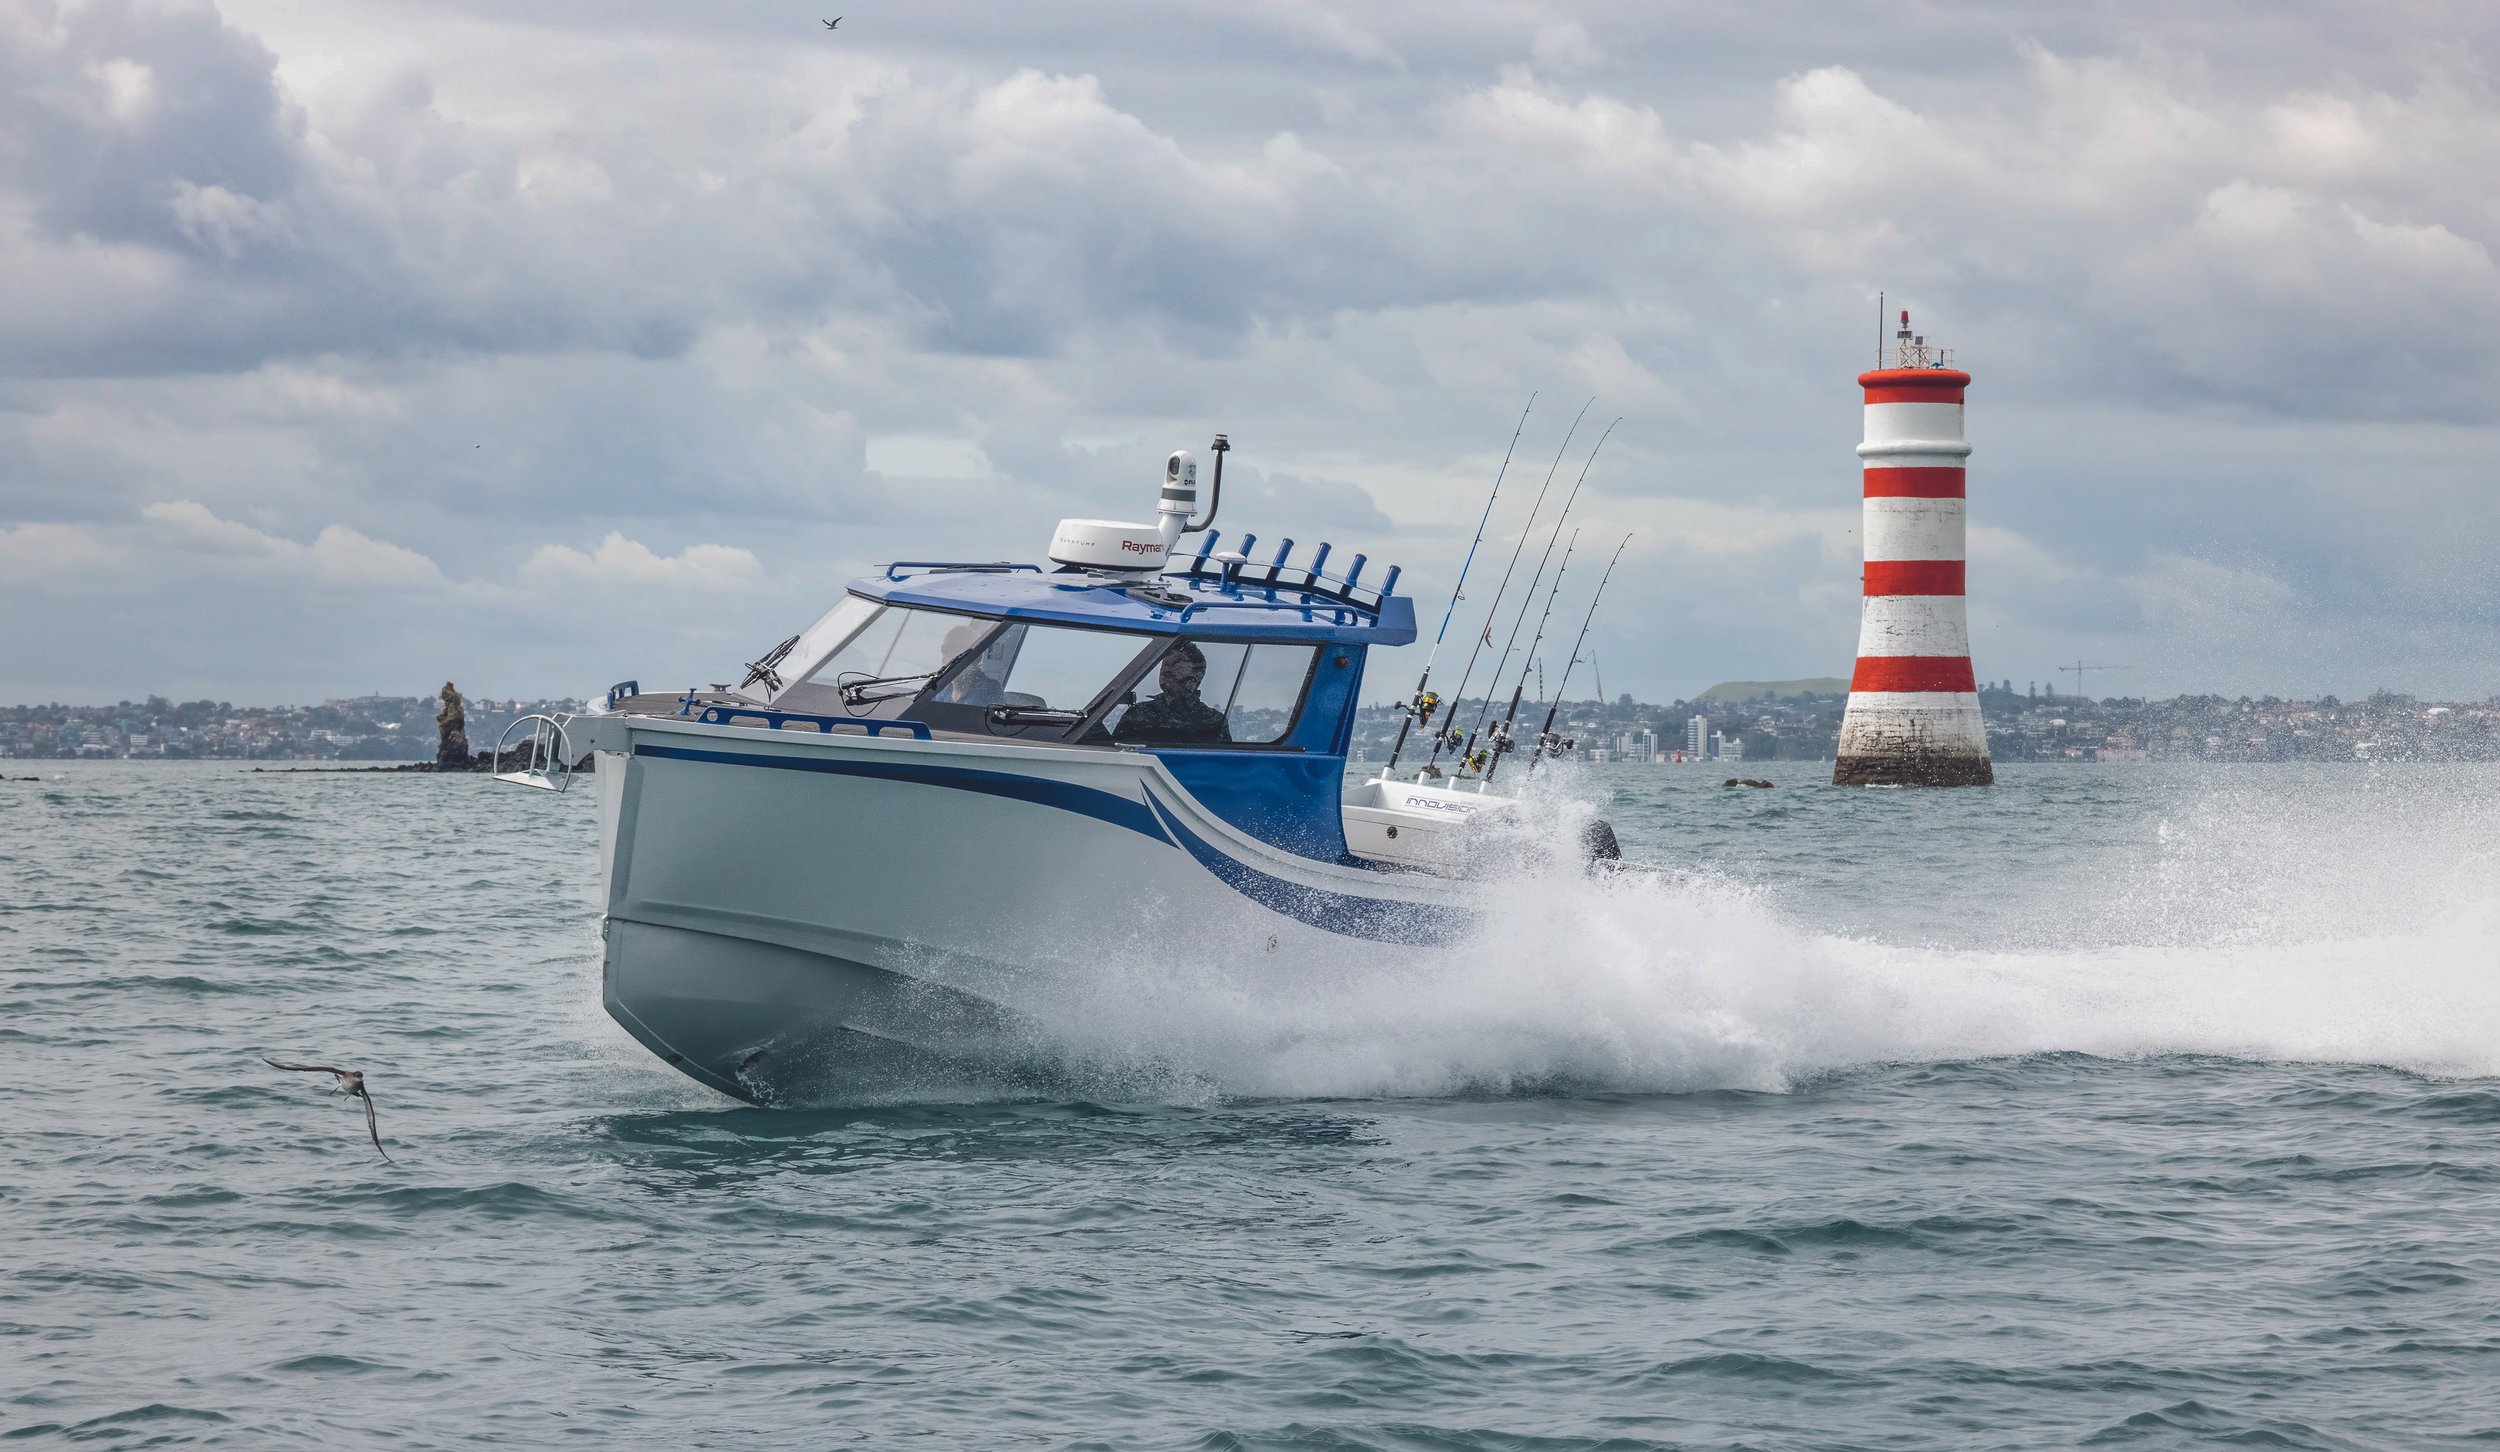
[
  {"left": 774, "top": 603, "right": 994, "bottom": 717},
  {"left": 936, "top": 624, "right": 1142, "bottom": 710},
  {"left": 763, "top": 595, "right": 879, "bottom": 705},
  {"left": 918, "top": 623, "right": 1159, "bottom": 740}
]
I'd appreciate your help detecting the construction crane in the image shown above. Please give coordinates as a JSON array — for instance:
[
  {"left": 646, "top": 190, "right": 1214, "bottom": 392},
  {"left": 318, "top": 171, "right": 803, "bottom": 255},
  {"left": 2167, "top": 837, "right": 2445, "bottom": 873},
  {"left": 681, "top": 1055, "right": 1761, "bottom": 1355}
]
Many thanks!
[{"left": 2055, "top": 661, "right": 2124, "bottom": 701}]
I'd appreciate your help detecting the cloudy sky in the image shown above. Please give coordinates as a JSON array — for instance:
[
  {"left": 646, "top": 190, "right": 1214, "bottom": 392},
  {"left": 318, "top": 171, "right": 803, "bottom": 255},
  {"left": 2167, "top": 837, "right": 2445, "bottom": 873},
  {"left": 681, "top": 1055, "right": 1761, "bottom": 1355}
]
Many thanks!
[{"left": 4, "top": 0, "right": 2496, "bottom": 706}]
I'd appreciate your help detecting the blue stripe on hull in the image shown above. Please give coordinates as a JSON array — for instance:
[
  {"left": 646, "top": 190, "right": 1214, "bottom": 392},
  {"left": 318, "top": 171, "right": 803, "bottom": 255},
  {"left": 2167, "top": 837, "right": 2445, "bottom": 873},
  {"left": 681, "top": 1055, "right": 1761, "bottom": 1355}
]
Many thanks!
[{"left": 1140, "top": 792, "right": 1470, "bottom": 946}]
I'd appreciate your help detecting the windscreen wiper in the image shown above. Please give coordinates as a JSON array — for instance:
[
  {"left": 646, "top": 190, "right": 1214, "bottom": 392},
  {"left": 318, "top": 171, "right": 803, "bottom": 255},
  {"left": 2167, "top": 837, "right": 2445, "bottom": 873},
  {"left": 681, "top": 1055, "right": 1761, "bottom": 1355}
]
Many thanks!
[
  {"left": 987, "top": 705, "right": 1081, "bottom": 728},
  {"left": 837, "top": 670, "right": 940, "bottom": 707},
  {"left": 741, "top": 634, "right": 801, "bottom": 694}
]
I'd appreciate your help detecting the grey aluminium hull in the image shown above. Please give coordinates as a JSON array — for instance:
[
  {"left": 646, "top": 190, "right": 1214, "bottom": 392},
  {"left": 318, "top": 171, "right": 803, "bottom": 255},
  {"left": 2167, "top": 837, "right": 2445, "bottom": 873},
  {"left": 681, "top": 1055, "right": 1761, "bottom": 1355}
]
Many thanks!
[{"left": 569, "top": 712, "right": 1473, "bottom": 1105}]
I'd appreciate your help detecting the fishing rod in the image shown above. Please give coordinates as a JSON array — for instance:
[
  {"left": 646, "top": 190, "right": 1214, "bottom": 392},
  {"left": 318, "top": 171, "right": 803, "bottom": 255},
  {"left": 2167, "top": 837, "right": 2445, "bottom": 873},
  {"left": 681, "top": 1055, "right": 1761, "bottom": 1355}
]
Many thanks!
[
  {"left": 1384, "top": 394, "right": 1535, "bottom": 774},
  {"left": 1455, "top": 416, "right": 1618, "bottom": 773},
  {"left": 1422, "top": 398, "right": 1592, "bottom": 774},
  {"left": 1525, "top": 532, "right": 1633, "bottom": 776},
  {"left": 1479, "top": 527, "right": 1578, "bottom": 783}
]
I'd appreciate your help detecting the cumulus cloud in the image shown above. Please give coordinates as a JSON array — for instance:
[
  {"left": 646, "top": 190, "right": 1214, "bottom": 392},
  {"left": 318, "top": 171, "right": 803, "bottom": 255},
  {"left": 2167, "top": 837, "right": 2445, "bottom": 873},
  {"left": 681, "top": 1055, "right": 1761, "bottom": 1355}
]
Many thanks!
[
  {"left": 141, "top": 500, "right": 446, "bottom": 588},
  {"left": 519, "top": 533, "right": 762, "bottom": 590},
  {"left": 0, "top": 0, "right": 2495, "bottom": 700},
  {"left": 0, "top": 502, "right": 445, "bottom": 591}
]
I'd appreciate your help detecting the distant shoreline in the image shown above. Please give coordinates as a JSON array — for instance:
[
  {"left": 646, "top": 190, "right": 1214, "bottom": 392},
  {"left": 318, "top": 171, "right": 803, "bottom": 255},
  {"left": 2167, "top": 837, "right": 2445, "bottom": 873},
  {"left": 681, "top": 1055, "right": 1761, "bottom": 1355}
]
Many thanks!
[{"left": 9, "top": 687, "right": 2498, "bottom": 765}]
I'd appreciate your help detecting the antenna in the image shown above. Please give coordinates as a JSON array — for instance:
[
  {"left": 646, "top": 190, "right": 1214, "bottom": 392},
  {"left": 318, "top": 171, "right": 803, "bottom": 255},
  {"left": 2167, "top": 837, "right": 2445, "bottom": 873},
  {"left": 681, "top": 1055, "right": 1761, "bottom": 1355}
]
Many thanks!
[{"left": 1877, "top": 290, "right": 1884, "bottom": 369}]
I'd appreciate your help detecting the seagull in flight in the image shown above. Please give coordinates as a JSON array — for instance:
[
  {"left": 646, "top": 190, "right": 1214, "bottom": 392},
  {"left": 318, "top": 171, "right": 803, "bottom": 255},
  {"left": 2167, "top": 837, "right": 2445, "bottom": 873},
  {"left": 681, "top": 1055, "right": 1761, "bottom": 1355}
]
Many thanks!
[
  {"left": 265, "top": 1059, "right": 391, "bottom": 1161},
  {"left": 823, "top": 16, "right": 840, "bottom": 27}
]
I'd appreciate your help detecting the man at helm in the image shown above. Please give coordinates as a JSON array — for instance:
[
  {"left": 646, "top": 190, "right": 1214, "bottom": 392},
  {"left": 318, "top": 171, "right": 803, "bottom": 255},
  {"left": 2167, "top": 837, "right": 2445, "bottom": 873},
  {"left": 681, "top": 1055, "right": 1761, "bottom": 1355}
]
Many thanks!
[
  {"left": 1116, "top": 640, "right": 1230, "bottom": 745},
  {"left": 934, "top": 621, "right": 1006, "bottom": 705}
]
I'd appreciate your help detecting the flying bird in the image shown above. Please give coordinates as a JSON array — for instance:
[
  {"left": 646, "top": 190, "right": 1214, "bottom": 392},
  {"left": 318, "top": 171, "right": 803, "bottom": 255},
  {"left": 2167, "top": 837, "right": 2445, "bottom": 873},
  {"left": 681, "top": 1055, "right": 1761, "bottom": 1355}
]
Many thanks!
[
  {"left": 823, "top": 16, "right": 840, "bottom": 27},
  {"left": 264, "top": 1059, "right": 391, "bottom": 1161}
]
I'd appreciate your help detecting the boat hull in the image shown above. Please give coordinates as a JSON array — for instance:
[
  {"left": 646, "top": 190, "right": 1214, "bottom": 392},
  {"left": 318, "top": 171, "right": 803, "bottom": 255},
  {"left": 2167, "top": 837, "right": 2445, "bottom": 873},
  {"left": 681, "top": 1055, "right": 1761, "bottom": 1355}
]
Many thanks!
[
  {"left": 569, "top": 712, "right": 1473, "bottom": 1104},
  {"left": 603, "top": 919, "right": 1051, "bottom": 1103}
]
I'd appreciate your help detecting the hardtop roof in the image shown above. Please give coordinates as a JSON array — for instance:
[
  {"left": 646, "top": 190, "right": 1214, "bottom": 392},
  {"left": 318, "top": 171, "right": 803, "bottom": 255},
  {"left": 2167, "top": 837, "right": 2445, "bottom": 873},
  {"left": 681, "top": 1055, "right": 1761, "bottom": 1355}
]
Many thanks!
[{"left": 852, "top": 559, "right": 1416, "bottom": 646}]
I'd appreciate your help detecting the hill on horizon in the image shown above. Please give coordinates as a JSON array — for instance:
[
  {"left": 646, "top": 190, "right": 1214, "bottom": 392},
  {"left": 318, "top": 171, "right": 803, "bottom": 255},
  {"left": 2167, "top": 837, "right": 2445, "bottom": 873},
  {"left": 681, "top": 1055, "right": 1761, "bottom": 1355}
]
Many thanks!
[{"left": 1697, "top": 678, "right": 1849, "bottom": 703}]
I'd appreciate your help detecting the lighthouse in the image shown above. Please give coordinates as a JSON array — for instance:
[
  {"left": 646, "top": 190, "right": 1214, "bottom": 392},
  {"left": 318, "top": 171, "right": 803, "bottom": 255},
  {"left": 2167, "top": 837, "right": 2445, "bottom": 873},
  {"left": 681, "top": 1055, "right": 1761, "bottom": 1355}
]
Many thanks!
[{"left": 1832, "top": 311, "right": 1992, "bottom": 787}]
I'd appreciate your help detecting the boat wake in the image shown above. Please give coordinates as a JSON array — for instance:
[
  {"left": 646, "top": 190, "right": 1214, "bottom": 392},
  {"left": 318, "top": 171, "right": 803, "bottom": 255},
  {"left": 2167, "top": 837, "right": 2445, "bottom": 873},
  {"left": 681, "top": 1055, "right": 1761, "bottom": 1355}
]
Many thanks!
[{"left": 1003, "top": 772, "right": 2500, "bottom": 1104}]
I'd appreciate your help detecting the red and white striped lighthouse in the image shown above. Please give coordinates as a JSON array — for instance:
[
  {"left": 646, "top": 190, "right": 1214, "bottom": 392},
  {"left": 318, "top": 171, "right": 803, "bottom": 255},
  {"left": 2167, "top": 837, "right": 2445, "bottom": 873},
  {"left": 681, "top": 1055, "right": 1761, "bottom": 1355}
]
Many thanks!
[{"left": 1832, "top": 311, "right": 1993, "bottom": 786}]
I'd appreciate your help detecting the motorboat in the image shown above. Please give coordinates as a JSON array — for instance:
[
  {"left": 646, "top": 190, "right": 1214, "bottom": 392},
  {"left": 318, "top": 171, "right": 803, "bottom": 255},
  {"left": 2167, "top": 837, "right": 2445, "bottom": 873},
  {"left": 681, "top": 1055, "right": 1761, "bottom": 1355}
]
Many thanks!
[{"left": 497, "top": 438, "right": 1602, "bottom": 1104}]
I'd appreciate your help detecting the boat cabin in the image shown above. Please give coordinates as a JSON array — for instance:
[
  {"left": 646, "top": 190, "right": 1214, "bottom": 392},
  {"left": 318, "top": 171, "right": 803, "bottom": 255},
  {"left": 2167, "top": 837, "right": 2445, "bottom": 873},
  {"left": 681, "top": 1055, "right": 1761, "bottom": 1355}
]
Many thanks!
[{"left": 744, "top": 536, "right": 1414, "bottom": 862}]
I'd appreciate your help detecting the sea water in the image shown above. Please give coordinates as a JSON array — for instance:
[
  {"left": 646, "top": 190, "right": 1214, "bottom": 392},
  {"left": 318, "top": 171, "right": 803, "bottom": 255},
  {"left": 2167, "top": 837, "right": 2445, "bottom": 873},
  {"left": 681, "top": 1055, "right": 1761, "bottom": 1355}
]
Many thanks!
[{"left": 3, "top": 759, "right": 2496, "bottom": 1448}]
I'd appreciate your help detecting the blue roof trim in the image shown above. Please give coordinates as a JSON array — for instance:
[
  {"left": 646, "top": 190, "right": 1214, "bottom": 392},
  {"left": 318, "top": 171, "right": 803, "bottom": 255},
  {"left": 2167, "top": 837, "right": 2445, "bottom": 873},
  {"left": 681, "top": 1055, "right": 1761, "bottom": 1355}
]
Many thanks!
[
  {"left": 632, "top": 744, "right": 1170, "bottom": 842},
  {"left": 1141, "top": 791, "right": 1471, "bottom": 946},
  {"left": 854, "top": 565, "right": 1417, "bottom": 646}
]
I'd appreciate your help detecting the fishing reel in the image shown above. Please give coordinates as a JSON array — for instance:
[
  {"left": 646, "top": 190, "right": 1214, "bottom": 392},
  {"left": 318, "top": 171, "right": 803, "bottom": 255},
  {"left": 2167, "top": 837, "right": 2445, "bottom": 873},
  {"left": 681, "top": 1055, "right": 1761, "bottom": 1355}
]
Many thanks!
[
  {"left": 1408, "top": 690, "right": 1441, "bottom": 725},
  {"left": 1435, "top": 724, "right": 1467, "bottom": 752},
  {"left": 1536, "top": 730, "right": 1575, "bottom": 759}
]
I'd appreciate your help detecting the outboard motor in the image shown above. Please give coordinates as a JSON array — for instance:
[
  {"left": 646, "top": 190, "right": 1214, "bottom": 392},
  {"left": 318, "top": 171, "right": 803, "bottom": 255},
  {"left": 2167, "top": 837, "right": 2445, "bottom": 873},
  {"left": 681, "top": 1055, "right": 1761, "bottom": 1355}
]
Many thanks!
[{"left": 1048, "top": 436, "right": 1227, "bottom": 574}]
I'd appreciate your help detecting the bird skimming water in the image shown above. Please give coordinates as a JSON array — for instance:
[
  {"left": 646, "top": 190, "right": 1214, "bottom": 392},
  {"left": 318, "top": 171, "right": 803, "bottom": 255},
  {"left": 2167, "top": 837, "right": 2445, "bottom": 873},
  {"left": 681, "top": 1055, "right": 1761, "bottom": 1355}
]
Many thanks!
[{"left": 265, "top": 1059, "right": 391, "bottom": 1161}]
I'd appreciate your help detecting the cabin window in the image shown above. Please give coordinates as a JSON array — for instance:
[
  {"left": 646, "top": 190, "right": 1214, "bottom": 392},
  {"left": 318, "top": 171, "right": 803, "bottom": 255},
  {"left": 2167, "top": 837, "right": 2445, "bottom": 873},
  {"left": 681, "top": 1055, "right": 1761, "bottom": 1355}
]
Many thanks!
[
  {"left": 1117, "top": 640, "right": 1316, "bottom": 746},
  {"left": 1213, "top": 643, "right": 1319, "bottom": 744},
  {"left": 903, "top": 623, "right": 1160, "bottom": 741},
  {"left": 764, "top": 595, "right": 880, "bottom": 706},
  {"left": 776, "top": 604, "right": 997, "bottom": 718},
  {"left": 943, "top": 623, "right": 1150, "bottom": 715}
]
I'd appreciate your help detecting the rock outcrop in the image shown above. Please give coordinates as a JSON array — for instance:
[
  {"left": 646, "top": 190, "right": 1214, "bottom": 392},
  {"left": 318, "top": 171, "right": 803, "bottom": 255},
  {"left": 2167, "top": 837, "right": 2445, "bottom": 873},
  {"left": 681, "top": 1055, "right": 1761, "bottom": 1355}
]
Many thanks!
[{"left": 435, "top": 682, "right": 470, "bottom": 769}]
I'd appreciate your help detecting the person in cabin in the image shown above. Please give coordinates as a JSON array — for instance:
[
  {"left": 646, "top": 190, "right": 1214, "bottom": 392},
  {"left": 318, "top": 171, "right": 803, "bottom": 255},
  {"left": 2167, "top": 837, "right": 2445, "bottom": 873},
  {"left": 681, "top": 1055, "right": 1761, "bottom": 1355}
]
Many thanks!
[
  {"left": 934, "top": 621, "right": 1006, "bottom": 705},
  {"left": 1116, "top": 640, "right": 1231, "bottom": 745}
]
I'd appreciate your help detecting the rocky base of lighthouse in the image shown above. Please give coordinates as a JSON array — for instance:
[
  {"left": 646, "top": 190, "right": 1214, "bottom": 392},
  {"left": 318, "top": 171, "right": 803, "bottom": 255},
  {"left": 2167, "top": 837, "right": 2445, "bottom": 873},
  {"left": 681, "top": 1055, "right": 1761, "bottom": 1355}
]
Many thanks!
[
  {"left": 1831, "top": 696, "right": 1994, "bottom": 787},
  {"left": 1832, "top": 752, "right": 1995, "bottom": 787}
]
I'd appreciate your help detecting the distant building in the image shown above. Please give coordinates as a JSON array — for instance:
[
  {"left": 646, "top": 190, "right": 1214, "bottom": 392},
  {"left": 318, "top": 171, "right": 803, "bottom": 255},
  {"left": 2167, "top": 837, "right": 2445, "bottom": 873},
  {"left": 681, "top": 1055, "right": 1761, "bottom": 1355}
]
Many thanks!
[{"left": 1687, "top": 715, "right": 1708, "bottom": 759}]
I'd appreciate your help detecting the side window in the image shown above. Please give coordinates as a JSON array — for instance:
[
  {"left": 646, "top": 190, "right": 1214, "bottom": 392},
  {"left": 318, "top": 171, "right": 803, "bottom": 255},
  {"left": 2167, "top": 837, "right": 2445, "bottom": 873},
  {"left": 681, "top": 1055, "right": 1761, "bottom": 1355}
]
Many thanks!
[
  {"left": 1112, "top": 640, "right": 1318, "bottom": 747},
  {"left": 927, "top": 624, "right": 1157, "bottom": 743},
  {"left": 1219, "top": 644, "right": 1318, "bottom": 744},
  {"left": 987, "top": 625, "right": 1152, "bottom": 712},
  {"left": 1195, "top": 642, "right": 1251, "bottom": 721},
  {"left": 1114, "top": 640, "right": 1235, "bottom": 746}
]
